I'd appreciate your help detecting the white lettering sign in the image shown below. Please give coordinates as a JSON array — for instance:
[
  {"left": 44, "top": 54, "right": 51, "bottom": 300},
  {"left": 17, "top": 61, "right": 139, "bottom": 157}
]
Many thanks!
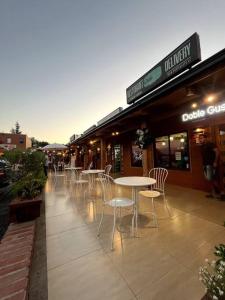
[{"left": 182, "top": 102, "right": 225, "bottom": 122}]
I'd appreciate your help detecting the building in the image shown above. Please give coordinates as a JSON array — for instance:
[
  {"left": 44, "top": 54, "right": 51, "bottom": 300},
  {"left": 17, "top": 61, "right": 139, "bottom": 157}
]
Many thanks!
[
  {"left": 0, "top": 133, "right": 32, "bottom": 154},
  {"left": 69, "top": 34, "right": 225, "bottom": 192}
]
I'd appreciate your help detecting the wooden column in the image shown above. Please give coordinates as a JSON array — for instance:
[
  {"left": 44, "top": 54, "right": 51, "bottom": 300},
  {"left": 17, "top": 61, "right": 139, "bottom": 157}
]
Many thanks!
[{"left": 100, "top": 138, "right": 106, "bottom": 169}]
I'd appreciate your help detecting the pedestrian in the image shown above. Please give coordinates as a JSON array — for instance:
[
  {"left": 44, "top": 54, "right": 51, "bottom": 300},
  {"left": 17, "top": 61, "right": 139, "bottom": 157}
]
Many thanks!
[
  {"left": 44, "top": 154, "right": 49, "bottom": 176},
  {"left": 199, "top": 134, "right": 220, "bottom": 198}
]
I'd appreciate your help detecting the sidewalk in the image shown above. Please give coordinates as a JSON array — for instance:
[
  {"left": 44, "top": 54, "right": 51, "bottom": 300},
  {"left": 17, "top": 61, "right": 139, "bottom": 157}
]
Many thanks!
[{"left": 45, "top": 174, "right": 225, "bottom": 300}]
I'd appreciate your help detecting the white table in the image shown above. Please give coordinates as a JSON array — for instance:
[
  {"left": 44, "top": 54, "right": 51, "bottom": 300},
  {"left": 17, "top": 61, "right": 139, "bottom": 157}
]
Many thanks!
[
  {"left": 82, "top": 169, "right": 105, "bottom": 190},
  {"left": 64, "top": 167, "right": 83, "bottom": 181},
  {"left": 114, "top": 176, "right": 156, "bottom": 234},
  {"left": 64, "top": 167, "right": 82, "bottom": 170}
]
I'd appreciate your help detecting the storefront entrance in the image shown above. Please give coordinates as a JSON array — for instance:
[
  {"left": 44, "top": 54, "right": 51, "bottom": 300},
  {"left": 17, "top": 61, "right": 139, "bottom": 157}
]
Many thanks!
[{"left": 112, "top": 144, "right": 122, "bottom": 174}]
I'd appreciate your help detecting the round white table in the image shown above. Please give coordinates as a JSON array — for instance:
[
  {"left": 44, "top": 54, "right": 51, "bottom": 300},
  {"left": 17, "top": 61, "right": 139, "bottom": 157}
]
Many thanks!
[
  {"left": 64, "top": 167, "right": 83, "bottom": 181},
  {"left": 82, "top": 169, "right": 105, "bottom": 190},
  {"left": 64, "top": 167, "right": 82, "bottom": 170},
  {"left": 114, "top": 176, "right": 156, "bottom": 234}
]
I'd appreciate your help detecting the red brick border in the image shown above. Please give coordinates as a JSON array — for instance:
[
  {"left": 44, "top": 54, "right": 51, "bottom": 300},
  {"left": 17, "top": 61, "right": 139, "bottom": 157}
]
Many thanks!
[{"left": 0, "top": 221, "right": 36, "bottom": 300}]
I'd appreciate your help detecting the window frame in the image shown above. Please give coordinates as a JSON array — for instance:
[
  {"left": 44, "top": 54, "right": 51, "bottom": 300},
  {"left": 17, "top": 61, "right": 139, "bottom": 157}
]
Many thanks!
[{"left": 154, "top": 130, "right": 190, "bottom": 171}]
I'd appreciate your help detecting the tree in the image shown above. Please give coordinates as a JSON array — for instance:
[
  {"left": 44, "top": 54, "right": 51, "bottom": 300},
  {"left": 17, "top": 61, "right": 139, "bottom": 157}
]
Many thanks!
[
  {"left": 31, "top": 137, "right": 49, "bottom": 148},
  {"left": 15, "top": 122, "right": 21, "bottom": 134},
  {"left": 10, "top": 122, "right": 21, "bottom": 134}
]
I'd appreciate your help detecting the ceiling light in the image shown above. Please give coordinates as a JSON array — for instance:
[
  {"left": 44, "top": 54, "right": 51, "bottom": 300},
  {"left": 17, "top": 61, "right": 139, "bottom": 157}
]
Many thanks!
[
  {"left": 191, "top": 103, "right": 198, "bottom": 109},
  {"left": 186, "top": 87, "right": 197, "bottom": 97}
]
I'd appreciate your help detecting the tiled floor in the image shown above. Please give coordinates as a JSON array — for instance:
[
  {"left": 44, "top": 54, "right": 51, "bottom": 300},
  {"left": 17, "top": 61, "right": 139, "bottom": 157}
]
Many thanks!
[{"left": 46, "top": 173, "right": 225, "bottom": 300}]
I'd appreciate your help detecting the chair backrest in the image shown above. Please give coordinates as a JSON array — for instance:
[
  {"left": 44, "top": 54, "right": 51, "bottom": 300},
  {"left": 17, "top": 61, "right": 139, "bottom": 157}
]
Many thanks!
[
  {"left": 88, "top": 162, "right": 93, "bottom": 170},
  {"left": 149, "top": 168, "right": 168, "bottom": 192},
  {"left": 104, "top": 164, "right": 112, "bottom": 175},
  {"left": 53, "top": 164, "right": 57, "bottom": 174},
  {"left": 71, "top": 169, "right": 81, "bottom": 181},
  {"left": 98, "top": 173, "right": 114, "bottom": 204}
]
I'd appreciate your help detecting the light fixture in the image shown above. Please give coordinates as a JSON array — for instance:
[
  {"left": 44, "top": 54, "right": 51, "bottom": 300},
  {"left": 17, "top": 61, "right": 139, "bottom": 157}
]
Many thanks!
[
  {"left": 88, "top": 149, "right": 92, "bottom": 153},
  {"left": 206, "top": 95, "right": 215, "bottom": 103},
  {"left": 180, "top": 138, "right": 185, "bottom": 143},
  {"left": 115, "top": 132, "right": 119, "bottom": 135},
  {"left": 97, "top": 147, "right": 100, "bottom": 152},
  {"left": 191, "top": 102, "right": 198, "bottom": 109},
  {"left": 112, "top": 132, "right": 115, "bottom": 136},
  {"left": 195, "top": 128, "right": 203, "bottom": 133},
  {"left": 186, "top": 87, "right": 197, "bottom": 97},
  {"left": 162, "top": 142, "right": 166, "bottom": 146},
  {"left": 90, "top": 140, "right": 94, "bottom": 145},
  {"left": 169, "top": 136, "right": 174, "bottom": 141}
]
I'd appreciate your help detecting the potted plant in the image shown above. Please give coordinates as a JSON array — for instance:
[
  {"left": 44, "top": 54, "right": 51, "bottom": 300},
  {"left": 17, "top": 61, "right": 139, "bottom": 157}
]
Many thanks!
[
  {"left": 199, "top": 244, "right": 225, "bottom": 300},
  {"left": 8, "top": 151, "right": 47, "bottom": 222}
]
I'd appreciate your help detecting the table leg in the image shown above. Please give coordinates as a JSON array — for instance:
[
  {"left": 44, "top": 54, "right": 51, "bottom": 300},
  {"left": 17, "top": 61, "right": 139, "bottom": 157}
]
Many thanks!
[{"left": 132, "top": 187, "right": 139, "bottom": 236}]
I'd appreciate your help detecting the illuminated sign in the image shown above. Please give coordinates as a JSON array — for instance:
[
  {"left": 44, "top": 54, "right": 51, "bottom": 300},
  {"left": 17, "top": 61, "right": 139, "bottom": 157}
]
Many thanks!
[
  {"left": 126, "top": 33, "right": 201, "bottom": 104},
  {"left": 182, "top": 102, "right": 225, "bottom": 122}
]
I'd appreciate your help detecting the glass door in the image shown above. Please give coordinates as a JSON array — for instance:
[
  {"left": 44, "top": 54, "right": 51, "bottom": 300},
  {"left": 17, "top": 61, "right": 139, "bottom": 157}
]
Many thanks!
[{"left": 113, "top": 144, "right": 121, "bottom": 174}]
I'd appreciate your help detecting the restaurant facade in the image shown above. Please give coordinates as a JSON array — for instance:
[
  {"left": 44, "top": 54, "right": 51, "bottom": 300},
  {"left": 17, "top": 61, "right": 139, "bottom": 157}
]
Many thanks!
[{"left": 70, "top": 34, "right": 225, "bottom": 192}]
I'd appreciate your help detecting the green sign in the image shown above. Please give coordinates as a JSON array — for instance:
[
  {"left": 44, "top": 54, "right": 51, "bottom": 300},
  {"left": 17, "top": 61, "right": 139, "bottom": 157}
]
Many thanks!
[{"left": 126, "top": 33, "right": 201, "bottom": 104}]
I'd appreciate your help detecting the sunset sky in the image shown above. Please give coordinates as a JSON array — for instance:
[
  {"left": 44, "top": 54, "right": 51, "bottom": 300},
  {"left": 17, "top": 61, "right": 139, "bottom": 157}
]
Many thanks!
[{"left": 1, "top": 0, "right": 225, "bottom": 143}]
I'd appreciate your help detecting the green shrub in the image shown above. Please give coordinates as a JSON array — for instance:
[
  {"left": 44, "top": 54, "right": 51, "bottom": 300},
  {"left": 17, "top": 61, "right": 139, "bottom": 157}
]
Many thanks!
[{"left": 12, "top": 172, "right": 46, "bottom": 199}]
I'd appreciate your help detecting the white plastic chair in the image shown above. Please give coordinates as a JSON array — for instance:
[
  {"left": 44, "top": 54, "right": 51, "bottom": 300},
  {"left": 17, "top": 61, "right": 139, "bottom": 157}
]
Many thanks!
[{"left": 97, "top": 174, "right": 135, "bottom": 250}]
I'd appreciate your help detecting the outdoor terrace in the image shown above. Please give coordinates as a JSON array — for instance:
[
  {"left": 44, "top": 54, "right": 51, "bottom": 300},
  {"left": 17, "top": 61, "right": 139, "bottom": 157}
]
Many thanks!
[{"left": 45, "top": 172, "right": 225, "bottom": 300}]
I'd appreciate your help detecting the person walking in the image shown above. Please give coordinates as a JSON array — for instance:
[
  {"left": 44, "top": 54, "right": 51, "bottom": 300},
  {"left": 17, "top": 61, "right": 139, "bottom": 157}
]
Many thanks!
[{"left": 199, "top": 134, "right": 220, "bottom": 198}]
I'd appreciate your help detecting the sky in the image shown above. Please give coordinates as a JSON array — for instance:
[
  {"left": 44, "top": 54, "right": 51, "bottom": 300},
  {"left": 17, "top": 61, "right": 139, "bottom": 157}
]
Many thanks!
[{"left": 1, "top": 0, "right": 225, "bottom": 144}]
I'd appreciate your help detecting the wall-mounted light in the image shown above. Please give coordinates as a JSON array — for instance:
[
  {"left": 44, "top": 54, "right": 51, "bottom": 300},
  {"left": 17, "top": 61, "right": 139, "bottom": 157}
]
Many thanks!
[
  {"left": 112, "top": 131, "right": 119, "bottom": 136},
  {"left": 162, "top": 142, "right": 166, "bottom": 146},
  {"left": 191, "top": 102, "right": 198, "bottom": 109},
  {"left": 180, "top": 138, "right": 185, "bottom": 143},
  {"left": 206, "top": 95, "right": 215, "bottom": 103},
  {"left": 169, "top": 136, "right": 174, "bottom": 141},
  {"left": 195, "top": 128, "right": 203, "bottom": 133},
  {"left": 97, "top": 147, "right": 100, "bottom": 152},
  {"left": 90, "top": 140, "right": 94, "bottom": 145},
  {"left": 88, "top": 149, "right": 92, "bottom": 153}
]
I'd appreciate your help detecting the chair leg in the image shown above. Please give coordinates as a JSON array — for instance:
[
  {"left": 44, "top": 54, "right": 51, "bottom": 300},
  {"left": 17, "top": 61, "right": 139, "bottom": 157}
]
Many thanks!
[
  {"left": 131, "top": 205, "right": 135, "bottom": 236},
  {"left": 163, "top": 194, "right": 172, "bottom": 217},
  {"left": 97, "top": 204, "right": 105, "bottom": 237},
  {"left": 111, "top": 206, "right": 117, "bottom": 250},
  {"left": 151, "top": 198, "right": 158, "bottom": 227}
]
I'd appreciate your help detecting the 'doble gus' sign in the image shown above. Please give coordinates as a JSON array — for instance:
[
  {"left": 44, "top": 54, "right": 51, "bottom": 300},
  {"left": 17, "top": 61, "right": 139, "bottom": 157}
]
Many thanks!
[{"left": 126, "top": 33, "right": 201, "bottom": 104}]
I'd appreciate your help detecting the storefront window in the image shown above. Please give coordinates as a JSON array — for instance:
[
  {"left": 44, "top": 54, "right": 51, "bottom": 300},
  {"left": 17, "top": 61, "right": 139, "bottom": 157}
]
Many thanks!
[
  {"left": 155, "top": 132, "right": 189, "bottom": 170},
  {"left": 155, "top": 136, "right": 169, "bottom": 168}
]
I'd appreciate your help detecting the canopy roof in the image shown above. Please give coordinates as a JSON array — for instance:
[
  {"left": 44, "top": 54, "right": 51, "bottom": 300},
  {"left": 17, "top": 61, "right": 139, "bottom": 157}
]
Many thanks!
[{"left": 42, "top": 143, "right": 68, "bottom": 151}]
